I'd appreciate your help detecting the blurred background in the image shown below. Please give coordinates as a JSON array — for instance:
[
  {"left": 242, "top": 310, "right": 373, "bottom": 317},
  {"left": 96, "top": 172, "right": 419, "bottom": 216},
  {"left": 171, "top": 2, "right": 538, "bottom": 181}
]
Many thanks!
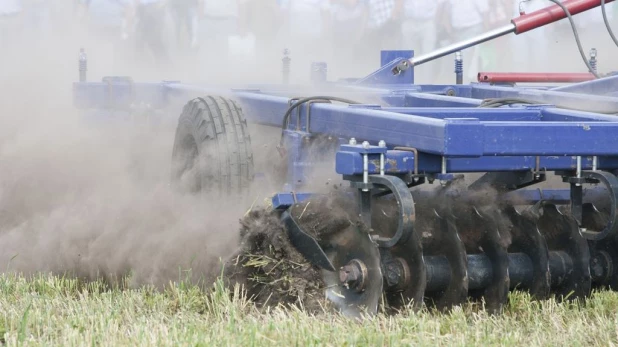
[{"left": 1, "top": 0, "right": 616, "bottom": 86}]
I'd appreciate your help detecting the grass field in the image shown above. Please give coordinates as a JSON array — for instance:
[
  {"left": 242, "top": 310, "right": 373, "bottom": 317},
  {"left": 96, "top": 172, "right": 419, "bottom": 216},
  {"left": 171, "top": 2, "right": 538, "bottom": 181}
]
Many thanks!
[{"left": 1, "top": 274, "right": 618, "bottom": 346}]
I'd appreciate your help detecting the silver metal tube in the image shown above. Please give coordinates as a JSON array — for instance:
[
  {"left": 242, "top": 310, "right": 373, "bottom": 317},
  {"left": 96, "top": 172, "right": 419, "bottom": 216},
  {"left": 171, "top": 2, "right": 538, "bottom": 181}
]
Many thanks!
[
  {"left": 441, "top": 156, "right": 447, "bottom": 175},
  {"left": 411, "top": 24, "right": 516, "bottom": 67},
  {"left": 363, "top": 153, "right": 369, "bottom": 191},
  {"left": 593, "top": 156, "right": 598, "bottom": 171},
  {"left": 378, "top": 140, "right": 386, "bottom": 176},
  {"left": 576, "top": 156, "right": 582, "bottom": 178}
]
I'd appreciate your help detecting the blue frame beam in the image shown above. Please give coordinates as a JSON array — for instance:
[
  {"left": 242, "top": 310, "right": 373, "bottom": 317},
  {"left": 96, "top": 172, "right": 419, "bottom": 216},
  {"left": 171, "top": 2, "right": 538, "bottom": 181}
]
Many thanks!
[{"left": 236, "top": 91, "right": 618, "bottom": 157}]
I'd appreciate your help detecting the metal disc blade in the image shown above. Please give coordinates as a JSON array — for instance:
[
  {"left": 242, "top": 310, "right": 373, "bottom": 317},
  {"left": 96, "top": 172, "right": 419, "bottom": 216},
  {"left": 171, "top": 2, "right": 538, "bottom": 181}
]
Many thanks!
[
  {"left": 321, "top": 225, "right": 383, "bottom": 318},
  {"left": 473, "top": 208, "right": 510, "bottom": 314},
  {"left": 505, "top": 205, "right": 551, "bottom": 299},
  {"left": 538, "top": 203, "right": 591, "bottom": 300},
  {"left": 582, "top": 203, "right": 609, "bottom": 232},
  {"left": 422, "top": 208, "right": 468, "bottom": 311}
]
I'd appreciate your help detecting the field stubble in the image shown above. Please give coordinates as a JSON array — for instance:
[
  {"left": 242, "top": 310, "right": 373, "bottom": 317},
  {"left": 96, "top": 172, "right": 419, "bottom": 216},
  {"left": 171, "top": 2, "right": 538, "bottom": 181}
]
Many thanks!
[{"left": 2, "top": 273, "right": 618, "bottom": 346}]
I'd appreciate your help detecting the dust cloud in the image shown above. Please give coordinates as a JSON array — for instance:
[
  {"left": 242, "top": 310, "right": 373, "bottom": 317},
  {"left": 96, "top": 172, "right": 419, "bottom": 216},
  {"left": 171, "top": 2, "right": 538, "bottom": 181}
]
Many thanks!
[
  {"left": 0, "top": 2, "right": 617, "bottom": 290},
  {"left": 0, "top": 6, "right": 272, "bottom": 288},
  {"left": 0, "top": 114, "right": 246, "bottom": 287}
]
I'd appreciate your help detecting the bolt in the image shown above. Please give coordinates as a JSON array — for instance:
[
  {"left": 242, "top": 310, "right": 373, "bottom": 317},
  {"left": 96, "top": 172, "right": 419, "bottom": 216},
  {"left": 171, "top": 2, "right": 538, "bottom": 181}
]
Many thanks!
[
  {"left": 362, "top": 141, "right": 370, "bottom": 149},
  {"left": 339, "top": 265, "right": 359, "bottom": 284},
  {"left": 378, "top": 140, "right": 386, "bottom": 148},
  {"left": 590, "top": 254, "right": 607, "bottom": 280},
  {"left": 338, "top": 260, "right": 367, "bottom": 292},
  {"left": 386, "top": 271, "right": 399, "bottom": 287},
  {"left": 349, "top": 138, "right": 357, "bottom": 145}
]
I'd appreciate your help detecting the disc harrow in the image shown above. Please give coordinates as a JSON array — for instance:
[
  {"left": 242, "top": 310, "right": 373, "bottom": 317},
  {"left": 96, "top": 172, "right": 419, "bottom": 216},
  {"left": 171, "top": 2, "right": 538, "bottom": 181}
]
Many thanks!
[
  {"left": 71, "top": 0, "right": 618, "bottom": 317},
  {"left": 268, "top": 171, "right": 618, "bottom": 316}
]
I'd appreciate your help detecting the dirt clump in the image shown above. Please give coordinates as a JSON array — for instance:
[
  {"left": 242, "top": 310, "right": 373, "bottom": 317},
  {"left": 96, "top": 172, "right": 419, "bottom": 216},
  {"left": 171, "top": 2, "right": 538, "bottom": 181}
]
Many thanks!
[
  {"left": 222, "top": 192, "right": 363, "bottom": 314},
  {"left": 223, "top": 207, "right": 329, "bottom": 313}
]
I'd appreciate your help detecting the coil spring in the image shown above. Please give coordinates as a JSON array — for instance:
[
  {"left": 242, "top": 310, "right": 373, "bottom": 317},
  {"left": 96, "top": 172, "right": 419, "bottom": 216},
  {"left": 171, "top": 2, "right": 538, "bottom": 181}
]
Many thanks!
[
  {"left": 455, "top": 52, "right": 463, "bottom": 84},
  {"left": 589, "top": 48, "right": 598, "bottom": 74},
  {"left": 79, "top": 49, "right": 87, "bottom": 82},
  {"left": 455, "top": 57, "right": 463, "bottom": 74},
  {"left": 589, "top": 57, "right": 597, "bottom": 74}
]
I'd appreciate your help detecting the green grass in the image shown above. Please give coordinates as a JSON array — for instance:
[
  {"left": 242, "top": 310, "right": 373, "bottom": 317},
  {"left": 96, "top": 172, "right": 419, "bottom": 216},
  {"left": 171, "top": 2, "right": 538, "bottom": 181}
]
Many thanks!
[{"left": 1, "top": 273, "right": 618, "bottom": 346}]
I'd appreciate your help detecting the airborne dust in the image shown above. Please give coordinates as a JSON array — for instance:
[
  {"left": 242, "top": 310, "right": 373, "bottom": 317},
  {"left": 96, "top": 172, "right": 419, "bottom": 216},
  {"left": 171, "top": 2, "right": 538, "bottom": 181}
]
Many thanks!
[{"left": 0, "top": 2, "right": 617, "bottom": 305}]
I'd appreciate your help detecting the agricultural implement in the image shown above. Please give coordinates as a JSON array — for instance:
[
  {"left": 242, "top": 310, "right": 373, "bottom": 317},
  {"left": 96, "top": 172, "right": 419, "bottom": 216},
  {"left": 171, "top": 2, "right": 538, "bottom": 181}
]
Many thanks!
[{"left": 73, "top": 0, "right": 618, "bottom": 317}]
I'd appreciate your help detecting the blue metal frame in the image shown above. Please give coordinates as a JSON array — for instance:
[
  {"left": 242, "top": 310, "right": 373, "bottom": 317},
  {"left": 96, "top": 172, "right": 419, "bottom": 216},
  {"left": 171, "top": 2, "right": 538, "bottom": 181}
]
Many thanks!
[{"left": 72, "top": 50, "right": 618, "bottom": 194}]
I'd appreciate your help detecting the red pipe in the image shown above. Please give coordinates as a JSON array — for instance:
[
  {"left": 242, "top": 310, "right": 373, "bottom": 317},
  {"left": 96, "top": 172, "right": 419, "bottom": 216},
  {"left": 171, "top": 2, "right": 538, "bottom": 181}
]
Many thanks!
[
  {"left": 411, "top": 0, "right": 612, "bottom": 67},
  {"left": 512, "top": 0, "right": 615, "bottom": 34},
  {"left": 478, "top": 72, "right": 596, "bottom": 84}
]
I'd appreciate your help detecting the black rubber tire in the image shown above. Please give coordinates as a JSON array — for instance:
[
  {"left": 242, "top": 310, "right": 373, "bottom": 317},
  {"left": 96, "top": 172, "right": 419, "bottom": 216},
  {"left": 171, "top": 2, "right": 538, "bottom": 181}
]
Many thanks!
[{"left": 171, "top": 96, "right": 254, "bottom": 195}]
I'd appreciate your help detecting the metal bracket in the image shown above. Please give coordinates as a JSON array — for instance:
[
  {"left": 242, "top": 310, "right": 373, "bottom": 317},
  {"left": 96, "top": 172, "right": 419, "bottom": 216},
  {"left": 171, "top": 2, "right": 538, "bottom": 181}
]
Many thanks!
[
  {"left": 469, "top": 171, "right": 546, "bottom": 191},
  {"left": 281, "top": 211, "right": 335, "bottom": 271},
  {"left": 366, "top": 175, "right": 416, "bottom": 248},
  {"left": 566, "top": 170, "right": 618, "bottom": 240}
]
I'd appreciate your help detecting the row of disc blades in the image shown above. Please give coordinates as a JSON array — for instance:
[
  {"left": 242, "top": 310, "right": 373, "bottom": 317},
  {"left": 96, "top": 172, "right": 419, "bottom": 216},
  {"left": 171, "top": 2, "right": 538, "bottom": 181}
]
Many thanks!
[{"left": 318, "top": 196, "right": 615, "bottom": 317}]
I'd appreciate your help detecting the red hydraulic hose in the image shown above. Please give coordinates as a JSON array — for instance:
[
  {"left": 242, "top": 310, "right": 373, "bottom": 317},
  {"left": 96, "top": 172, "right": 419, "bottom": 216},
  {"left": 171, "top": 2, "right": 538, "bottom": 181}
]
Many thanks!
[
  {"left": 411, "top": 0, "right": 614, "bottom": 67},
  {"left": 477, "top": 72, "right": 596, "bottom": 84},
  {"left": 512, "top": 0, "right": 615, "bottom": 34}
]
